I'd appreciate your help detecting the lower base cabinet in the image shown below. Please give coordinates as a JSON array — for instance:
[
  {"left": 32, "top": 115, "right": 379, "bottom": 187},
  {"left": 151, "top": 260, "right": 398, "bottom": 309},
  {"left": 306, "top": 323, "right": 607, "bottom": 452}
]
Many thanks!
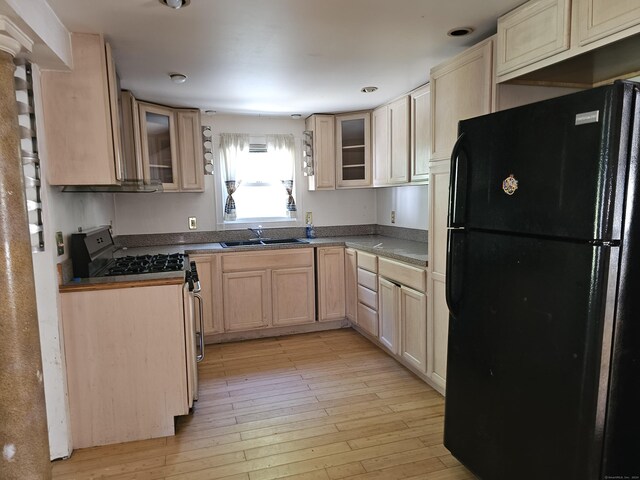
[
  {"left": 317, "top": 247, "right": 346, "bottom": 321},
  {"left": 272, "top": 267, "right": 315, "bottom": 326},
  {"left": 379, "top": 277, "right": 400, "bottom": 354},
  {"left": 400, "top": 285, "right": 427, "bottom": 373},
  {"left": 60, "top": 284, "right": 189, "bottom": 449},
  {"left": 428, "top": 275, "right": 448, "bottom": 390},
  {"left": 223, "top": 270, "right": 271, "bottom": 331},
  {"left": 196, "top": 249, "right": 317, "bottom": 335}
]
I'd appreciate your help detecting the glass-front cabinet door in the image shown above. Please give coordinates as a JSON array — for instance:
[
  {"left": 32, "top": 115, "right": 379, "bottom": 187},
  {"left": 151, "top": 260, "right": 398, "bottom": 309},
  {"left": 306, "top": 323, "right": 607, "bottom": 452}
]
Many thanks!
[
  {"left": 336, "top": 112, "right": 371, "bottom": 188},
  {"left": 139, "top": 102, "right": 179, "bottom": 191}
]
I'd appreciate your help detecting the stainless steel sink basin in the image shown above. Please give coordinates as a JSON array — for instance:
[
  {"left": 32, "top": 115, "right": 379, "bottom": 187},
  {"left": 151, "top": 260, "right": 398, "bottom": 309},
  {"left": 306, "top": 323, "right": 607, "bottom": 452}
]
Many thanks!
[{"left": 220, "top": 238, "right": 308, "bottom": 248}]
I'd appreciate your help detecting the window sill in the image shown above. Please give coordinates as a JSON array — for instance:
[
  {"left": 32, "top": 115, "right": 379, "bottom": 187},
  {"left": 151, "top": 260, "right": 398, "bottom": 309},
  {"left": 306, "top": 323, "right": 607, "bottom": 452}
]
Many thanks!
[{"left": 219, "top": 217, "right": 301, "bottom": 230}]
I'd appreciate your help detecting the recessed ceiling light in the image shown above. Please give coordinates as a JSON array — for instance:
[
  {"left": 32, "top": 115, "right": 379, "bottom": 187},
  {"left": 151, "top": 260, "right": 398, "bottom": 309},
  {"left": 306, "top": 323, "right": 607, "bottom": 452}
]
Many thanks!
[
  {"left": 361, "top": 86, "right": 378, "bottom": 93},
  {"left": 160, "top": 0, "right": 190, "bottom": 9},
  {"left": 169, "top": 73, "right": 187, "bottom": 84},
  {"left": 291, "top": 114, "right": 302, "bottom": 119},
  {"left": 447, "top": 27, "right": 474, "bottom": 37}
]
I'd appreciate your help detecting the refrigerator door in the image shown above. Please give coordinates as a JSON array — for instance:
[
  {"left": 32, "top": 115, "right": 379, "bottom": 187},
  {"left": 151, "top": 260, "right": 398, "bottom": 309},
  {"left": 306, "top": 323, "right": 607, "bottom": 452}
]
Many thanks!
[
  {"left": 449, "top": 82, "right": 636, "bottom": 242},
  {"left": 444, "top": 230, "right": 614, "bottom": 480}
]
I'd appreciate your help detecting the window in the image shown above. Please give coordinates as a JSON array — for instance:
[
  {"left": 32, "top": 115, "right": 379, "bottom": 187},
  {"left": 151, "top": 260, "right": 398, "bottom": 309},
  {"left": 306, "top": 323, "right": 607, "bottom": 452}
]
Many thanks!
[{"left": 219, "top": 133, "right": 297, "bottom": 224}]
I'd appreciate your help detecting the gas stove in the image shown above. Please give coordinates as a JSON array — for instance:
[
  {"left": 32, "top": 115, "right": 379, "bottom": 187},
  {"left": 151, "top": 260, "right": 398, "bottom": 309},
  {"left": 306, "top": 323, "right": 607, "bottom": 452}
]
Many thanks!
[
  {"left": 70, "top": 226, "right": 186, "bottom": 278},
  {"left": 105, "top": 253, "right": 185, "bottom": 276}
]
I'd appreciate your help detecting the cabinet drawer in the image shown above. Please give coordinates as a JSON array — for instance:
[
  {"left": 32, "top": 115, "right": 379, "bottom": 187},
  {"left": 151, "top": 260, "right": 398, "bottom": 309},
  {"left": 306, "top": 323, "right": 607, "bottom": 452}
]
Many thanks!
[
  {"left": 357, "top": 285, "right": 378, "bottom": 310},
  {"left": 222, "top": 249, "right": 313, "bottom": 271},
  {"left": 357, "top": 268, "right": 378, "bottom": 291},
  {"left": 357, "top": 302, "right": 378, "bottom": 337},
  {"left": 356, "top": 251, "right": 377, "bottom": 272},
  {"left": 378, "top": 257, "right": 426, "bottom": 292}
]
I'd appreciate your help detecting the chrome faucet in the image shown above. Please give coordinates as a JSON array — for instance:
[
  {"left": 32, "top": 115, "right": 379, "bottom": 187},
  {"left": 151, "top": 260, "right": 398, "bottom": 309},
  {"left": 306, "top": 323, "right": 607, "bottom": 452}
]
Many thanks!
[{"left": 248, "top": 225, "right": 264, "bottom": 239}]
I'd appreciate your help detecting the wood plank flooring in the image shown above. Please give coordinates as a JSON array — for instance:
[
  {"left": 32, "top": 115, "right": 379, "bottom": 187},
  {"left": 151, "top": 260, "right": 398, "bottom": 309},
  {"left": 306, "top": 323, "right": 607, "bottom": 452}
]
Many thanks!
[{"left": 51, "top": 328, "right": 476, "bottom": 480}]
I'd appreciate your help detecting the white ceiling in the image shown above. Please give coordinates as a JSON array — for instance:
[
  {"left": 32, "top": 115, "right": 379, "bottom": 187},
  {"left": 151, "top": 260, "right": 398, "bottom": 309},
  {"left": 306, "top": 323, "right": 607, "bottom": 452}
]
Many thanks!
[{"left": 46, "top": 0, "right": 524, "bottom": 116}]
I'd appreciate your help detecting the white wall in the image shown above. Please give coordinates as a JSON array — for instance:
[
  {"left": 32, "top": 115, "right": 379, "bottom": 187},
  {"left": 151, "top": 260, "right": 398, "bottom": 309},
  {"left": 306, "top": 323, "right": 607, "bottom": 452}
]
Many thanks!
[
  {"left": 375, "top": 184, "right": 428, "bottom": 230},
  {"left": 32, "top": 65, "right": 116, "bottom": 459},
  {"left": 113, "top": 113, "right": 377, "bottom": 235}
]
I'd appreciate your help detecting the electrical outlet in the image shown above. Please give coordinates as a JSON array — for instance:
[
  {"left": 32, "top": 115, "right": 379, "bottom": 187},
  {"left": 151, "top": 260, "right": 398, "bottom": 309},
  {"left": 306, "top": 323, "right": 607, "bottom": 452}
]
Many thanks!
[
  {"left": 391, "top": 211, "right": 396, "bottom": 224},
  {"left": 188, "top": 217, "right": 197, "bottom": 230},
  {"left": 305, "top": 212, "right": 313, "bottom": 224}
]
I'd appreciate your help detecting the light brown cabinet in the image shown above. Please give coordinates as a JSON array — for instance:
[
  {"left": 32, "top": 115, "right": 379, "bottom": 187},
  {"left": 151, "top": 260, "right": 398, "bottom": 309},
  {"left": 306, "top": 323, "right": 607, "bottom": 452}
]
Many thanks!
[
  {"left": 219, "top": 249, "right": 316, "bottom": 332},
  {"left": 410, "top": 84, "right": 430, "bottom": 183},
  {"left": 317, "top": 247, "right": 346, "bottom": 321},
  {"left": 378, "top": 277, "right": 400, "bottom": 354},
  {"left": 60, "top": 284, "right": 189, "bottom": 448},
  {"left": 335, "top": 112, "right": 371, "bottom": 188},
  {"left": 345, "top": 248, "right": 358, "bottom": 323},
  {"left": 576, "top": 0, "right": 640, "bottom": 46},
  {"left": 496, "top": 0, "right": 571, "bottom": 77},
  {"left": 430, "top": 38, "right": 493, "bottom": 162},
  {"left": 305, "top": 114, "right": 336, "bottom": 190},
  {"left": 497, "top": 0, "right": 640, "bottom": 84},
  {"left": 41, "top": 33, "right": 124, "bottom": 186},
  {"left": 400, "top": 286, "right": 427, "bottom": 373},
  {"left": 355, "top": 251, "right": 379, "bottom": 336},
  {"left": 272, "top": 267, "right": 315, "bottom": 326},
  {"left": 138, "top": 103, "right": 204, "bottom": 192},
  {"left": 372, "top": 96, "right": 411, "bottom": 186},
  {"left": 191, "top": 255, "right": 223, "bottom": 336}
]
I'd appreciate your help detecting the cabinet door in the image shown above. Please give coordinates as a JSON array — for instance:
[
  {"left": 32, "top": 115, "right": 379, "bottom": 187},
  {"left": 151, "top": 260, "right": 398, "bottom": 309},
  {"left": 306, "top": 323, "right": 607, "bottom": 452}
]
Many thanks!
[
  {"left": 307, "top": 115, "right": 336, "bottom": 190},
  {"left": 336, "top": 113, "right": 371, "bottom": 188},
  {"left": 193, "top": 255, "right": 223, "bottom": 335},
  {"left": 317, "top": 247, "right": 346, "bottom": 321},
  {"left": 177, "top": 110, "right": 204, "bottom": 192},
  {"left": 223, "top": 270, "right": 271, "bottom": 331},
  {"left": 576, "top": 0, "right": 640, "bottom": 46},
  {"left": 139, "top": 103, "right": 180, "bottom": 191},
  {"left": 372, "top": 105, "right": 389, "bottom": 186},
  {"left": 389, "top": 96, "right": 410, "bottom": 184},
  {"left": 427, "top": 160, "right": 450, "bottom": 393},
  {"left": 41, "top": 33, "right": 120, "bottom": 185},
  {"left": 400, "top": 286, "right": 427, "bottom": 373},
  {"left": 410, "top": 84, "right": 430, "bottom": 183},
  {"left": 496, "top": 0, "right": 571, "bottom": 76},
  {"left": 272, "top": 267, "right": 315, "bottom": 326},
  {"left": 378, "top": 277, "right": 400, "bottom": 354},
  {"left": 430, "top": 39, "right": 493, "bottom": 161},
  {"left": 105, "top": 42, "right": 124, "bottom": 182},
  {"left": 345, "top": 248, "right": 358, "bottom": 323},
  {"left": 428, "top": 276, "right": 448, "bottom": 390}
]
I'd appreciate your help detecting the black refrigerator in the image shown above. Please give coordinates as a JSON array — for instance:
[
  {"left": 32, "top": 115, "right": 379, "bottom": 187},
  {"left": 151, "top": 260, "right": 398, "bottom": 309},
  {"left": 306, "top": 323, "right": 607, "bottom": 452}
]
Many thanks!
[{"left": 444, "top": 81, "right": 640, "bottom": 480}]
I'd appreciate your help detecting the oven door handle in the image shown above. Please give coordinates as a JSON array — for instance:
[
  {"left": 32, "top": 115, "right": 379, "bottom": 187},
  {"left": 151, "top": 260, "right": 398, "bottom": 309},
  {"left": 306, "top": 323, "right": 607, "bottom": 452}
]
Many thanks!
[{"left": 194, "top": 293, "right": 205, "bottom": 362}]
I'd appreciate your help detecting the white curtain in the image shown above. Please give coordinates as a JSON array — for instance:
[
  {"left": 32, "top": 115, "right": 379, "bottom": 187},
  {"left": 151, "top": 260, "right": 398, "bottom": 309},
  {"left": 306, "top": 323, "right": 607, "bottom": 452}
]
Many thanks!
[
  {"left": 219, "top": 133, "right": 249, "bottom": 221},
  {"left": 266, "top": 134, "right": 297, "bottom": 218}
]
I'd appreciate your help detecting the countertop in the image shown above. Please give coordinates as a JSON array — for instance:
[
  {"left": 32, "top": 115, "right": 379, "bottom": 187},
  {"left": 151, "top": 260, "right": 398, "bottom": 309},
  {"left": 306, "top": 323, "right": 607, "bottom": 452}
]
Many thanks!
[
  {"left": 182, "top": 235, "right": 428, "bottom": 267},
  {"left": 59, "top": 235, "right": 428, "bottom": 292}
]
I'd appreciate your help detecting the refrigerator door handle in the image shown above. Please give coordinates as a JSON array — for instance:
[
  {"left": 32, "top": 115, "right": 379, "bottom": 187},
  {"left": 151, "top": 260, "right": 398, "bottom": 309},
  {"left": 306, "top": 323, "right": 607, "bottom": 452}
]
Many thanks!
[
  {"left": 446, "top": 228, "right": 465, "bottom": 317},
  {"left": 448, "top": 132, "right": 467, "bottom": 228}
]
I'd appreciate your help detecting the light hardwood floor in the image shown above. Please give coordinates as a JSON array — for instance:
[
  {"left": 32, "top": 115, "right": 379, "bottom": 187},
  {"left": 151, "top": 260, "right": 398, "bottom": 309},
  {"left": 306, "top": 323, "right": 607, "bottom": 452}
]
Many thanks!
[{"left": 51, "top": 328, "right": 476, "bottom": 480}]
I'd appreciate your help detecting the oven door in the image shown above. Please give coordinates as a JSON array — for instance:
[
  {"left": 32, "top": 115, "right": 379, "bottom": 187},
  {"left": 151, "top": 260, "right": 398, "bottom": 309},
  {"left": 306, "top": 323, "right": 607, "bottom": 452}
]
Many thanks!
[{"left": 182, "top": 283, "right": 199, "bottom": 407}]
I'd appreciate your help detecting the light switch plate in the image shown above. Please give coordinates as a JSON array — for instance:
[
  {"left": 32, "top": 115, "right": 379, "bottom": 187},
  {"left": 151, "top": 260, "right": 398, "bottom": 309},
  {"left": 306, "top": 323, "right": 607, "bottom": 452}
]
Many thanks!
[
  {"left": 55, "top": 231, "right": 64, "bottom": 256},
  {"left": 391, "top": 211, "right": 396, "bottom": 224},
  {"left": 188, "top": 217, "right": 197, "bottom": 230}
]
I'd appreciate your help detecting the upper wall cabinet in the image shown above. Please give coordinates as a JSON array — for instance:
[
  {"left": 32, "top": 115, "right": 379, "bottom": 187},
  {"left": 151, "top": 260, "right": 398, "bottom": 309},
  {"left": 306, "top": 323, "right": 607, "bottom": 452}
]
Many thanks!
[
  {"left": 430, "top": 38, "right": 493, "bottom": 162},
  {"left": 576, "top": 0, "right": 640, "bottom": 46},
  {"left": 410, "top": 84, "right": 430, "bottom": 183},
  {"left": 497, "top": 0, "right": 640, "bottom": 84},
  {"left": 496, "top": 0, "right": 571, "bottom": 77},
  {"left": 373, "top": 96, "right": 410, "bottom": 186},
  {"left": 139, "top": 102, "right": 205, "bottom": 193},
  {"left": 305, "top": 114, "right": 336, "bottom": 191},
  {"left": 335, "top": 112, "right": 371, "bottom": 188},
  {"left": 139, "top": 102, "right": 179, "bottom": 191},
  {"left": 41, "top": 33, "right": 123, "bottom": 186}
]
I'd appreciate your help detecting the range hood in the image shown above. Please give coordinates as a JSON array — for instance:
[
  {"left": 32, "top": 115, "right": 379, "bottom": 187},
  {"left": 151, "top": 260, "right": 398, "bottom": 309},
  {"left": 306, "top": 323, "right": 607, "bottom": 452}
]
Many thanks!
[{"left": 61, "top": 180, "right": 163, "bottom": 193}]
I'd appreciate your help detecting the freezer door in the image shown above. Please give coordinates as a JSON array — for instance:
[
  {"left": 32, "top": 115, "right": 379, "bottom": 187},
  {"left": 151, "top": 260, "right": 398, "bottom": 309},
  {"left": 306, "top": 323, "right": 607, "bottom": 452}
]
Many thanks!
[
  {"left": 444, "top": 230, "right": 614, "bottom": 480},
  {"left": 449, "top": 82, "right": 637, "bottom": 242}
]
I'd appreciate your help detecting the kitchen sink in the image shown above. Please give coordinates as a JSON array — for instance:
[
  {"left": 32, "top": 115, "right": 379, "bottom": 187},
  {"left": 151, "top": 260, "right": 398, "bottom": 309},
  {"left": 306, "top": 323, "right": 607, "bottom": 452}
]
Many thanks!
[{"left": 220, "top": 238, "right": 308, "bottom": 248}]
